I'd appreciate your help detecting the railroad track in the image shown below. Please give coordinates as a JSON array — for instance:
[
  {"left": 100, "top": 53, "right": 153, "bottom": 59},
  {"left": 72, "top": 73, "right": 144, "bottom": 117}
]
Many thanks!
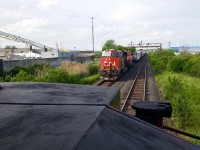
[
  {"left": 96, "top": 80, "right": 116, "bottom": 87},
  {"left": 120, "top": 56, "right": 147, "bottom": 115}
]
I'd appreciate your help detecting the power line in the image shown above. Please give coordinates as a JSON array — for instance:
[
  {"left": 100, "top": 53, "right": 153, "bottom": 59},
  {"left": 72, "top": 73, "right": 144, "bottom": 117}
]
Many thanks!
[{"left": 91, "top": 17, "right": 94, "bottom": 53}]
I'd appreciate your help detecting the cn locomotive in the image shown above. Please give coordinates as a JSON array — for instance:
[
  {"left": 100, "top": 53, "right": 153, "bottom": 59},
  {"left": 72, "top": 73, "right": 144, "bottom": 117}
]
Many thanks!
[{"left": 99, "top": 49, "right": 143, "bottom": 80}]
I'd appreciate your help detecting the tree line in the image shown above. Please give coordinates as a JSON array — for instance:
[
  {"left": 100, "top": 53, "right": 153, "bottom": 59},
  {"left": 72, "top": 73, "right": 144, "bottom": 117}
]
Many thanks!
[
  {"left": 149, "top": 49, "right": 200, "bottom": 77},
  {"left": 102, "top": 39, "right": 136, "bottom": 52}
]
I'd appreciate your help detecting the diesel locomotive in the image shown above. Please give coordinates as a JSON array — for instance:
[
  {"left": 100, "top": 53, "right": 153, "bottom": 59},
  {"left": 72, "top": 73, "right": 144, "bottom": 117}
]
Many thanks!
[{"left": 99, "top": 49, "right": 143, "bottom": 80}]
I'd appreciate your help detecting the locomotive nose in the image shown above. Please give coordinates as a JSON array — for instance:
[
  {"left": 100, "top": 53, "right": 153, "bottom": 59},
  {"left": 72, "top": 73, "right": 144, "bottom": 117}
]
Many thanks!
[{"left": 106, "top": 57, "right": 110, "bottom": 61}]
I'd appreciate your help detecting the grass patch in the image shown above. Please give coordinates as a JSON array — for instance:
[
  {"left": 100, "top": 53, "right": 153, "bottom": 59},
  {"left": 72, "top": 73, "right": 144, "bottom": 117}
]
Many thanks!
[{"left": 79, "top": 74, "right": 100, "bottom": 85}]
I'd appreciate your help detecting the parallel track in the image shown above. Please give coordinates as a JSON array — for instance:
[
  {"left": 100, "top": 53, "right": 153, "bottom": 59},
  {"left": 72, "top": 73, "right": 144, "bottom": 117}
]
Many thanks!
[
  {"left": 96, "top": 80, "right": 115, "bottom": 87},
  {"left": 120, "top": 55, "right": 147, "bottom": 115}
]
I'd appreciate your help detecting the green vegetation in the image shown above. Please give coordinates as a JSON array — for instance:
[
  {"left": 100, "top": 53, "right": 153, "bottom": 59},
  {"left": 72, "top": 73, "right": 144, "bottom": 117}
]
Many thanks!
[
  {"left": 156, "top": 72, "right": 200, "bottom": 144},
  {"left": 149, "top": 49, "right": 200, "bottom": 144},
  {"left": 5, "top": 45, "right": 17, "bottom": 49},
  {"left": 0, "top": 62, "right": 100, "bottom": 85},
  {"left": 149, "top": 49, "right": 200, "bottom": 77},
  {"left": 102, "top": 39, "right": 135, "bottom": 52},
  {"left": 91, "top": 52, "right": 101, "bottom": 64}
]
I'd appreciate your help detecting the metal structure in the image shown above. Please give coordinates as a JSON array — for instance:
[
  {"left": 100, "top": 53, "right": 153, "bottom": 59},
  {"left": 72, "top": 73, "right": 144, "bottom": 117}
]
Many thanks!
[
  {"left": 0, "top": 30, "right": 55, "bottom": 51},
  {"left": 1, "top": 82, "right": 199, "bottom": 150},
  {"left": 129, "top": 42, "right": 162, "bottom": 50}
]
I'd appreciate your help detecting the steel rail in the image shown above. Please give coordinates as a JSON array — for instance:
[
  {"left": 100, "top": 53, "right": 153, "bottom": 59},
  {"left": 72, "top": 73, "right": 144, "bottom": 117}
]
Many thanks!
[
  {"left": 120, "top": 61, "right": 144, "bottom": 111},
  {"left": 96, "top": 80, "right": 115, "bottom": 87},
  {"left": 143, "top": 58, "right": 147, "bottom": 101}
]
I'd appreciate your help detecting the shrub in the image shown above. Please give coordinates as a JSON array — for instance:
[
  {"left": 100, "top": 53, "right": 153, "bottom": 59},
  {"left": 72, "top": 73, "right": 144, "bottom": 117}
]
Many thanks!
[
  {"left": 10, "top": 70, "right": 33, "bottom": 81},
  {"left": 93, "top": 52, "right": 101, "bottom": 58},
  {"left": 157, "top": 74, "right": 195, "bottom": 130},
  {"left": 35, "top": 68, "right": 69, "bottom": 83},
  {"left": 88, "top": 63, "right": 99, "bottom": 75},
  {"left": 167, "top": 56, "right": 190, "bottom": 73},
  {"left": 183, "top": 54, "right": 200, "bottom": 77},
  {"left": 9, "top": 66, "right": 29, "bottom": 76},
  {"left": 172, "top": 94, "right": 193, "bottom": 130},
  {"left": 1, "top": 61, "right": 100, "bottom": 84},
  {"left": 149, "top": 49, "right": 175, "bottom": 74},
  {"left": 0, "top": 74, "right": 12, "bottom": 82}
]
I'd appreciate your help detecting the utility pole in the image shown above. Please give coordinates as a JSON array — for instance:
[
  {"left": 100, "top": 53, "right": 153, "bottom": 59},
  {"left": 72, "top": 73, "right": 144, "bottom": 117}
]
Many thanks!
[{"left": 91, "top": 17, "right": 94, "bottom": 53}]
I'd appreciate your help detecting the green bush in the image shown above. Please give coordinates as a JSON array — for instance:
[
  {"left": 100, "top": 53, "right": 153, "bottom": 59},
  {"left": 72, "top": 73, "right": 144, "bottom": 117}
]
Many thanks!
[
  {"left": 35, "top": 68, "right": 69, "bottom": 83},
  {"left": 164, "top": 76, "right": 193, "bottom": 129},
  {"left": 152, "top": 58, "right": 167, "bottom": 74},
  {"left": 149, "top": 49, "right": 175, "bottom": 74},
  {"left": 173, "top": 94, "right": 193, "bottom": 130},
  {"left": 9, "top": 66, "right": 29, "bottom": 76},
  {"left": 93, "top": 52, "right": 101, "bottom": 58},
  {"left": 183, "top": 54, "right": 200, "bottom": 77},
  {"left": 156, "top": 72, "right": 200, "bottom": 144},
  {"left": 0, "top": 74, "right": 12, "bottom": 82},
  {"left": 167, "top": 55, "right": 190, "bottom": 73},
  {"left": 68, "top": 74, "right": 81, "bottom": 84},
  {"left": 88, "top": 63, "right": 99, "bottom": 75},
  {"left": 149, "top": 50, "right": 200, "bottom": 78},
  {"left": 1, "top": 62, "right": 100, "bottom": 84},
  {"left": 10, "top": 70, "right": 33, "bottom": 81}
]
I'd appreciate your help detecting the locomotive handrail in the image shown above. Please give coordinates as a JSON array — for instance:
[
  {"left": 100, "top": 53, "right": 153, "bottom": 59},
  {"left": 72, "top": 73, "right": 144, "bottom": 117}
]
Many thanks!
[{"left": 163, "top": 125, "right": 200, "bottom": 140}]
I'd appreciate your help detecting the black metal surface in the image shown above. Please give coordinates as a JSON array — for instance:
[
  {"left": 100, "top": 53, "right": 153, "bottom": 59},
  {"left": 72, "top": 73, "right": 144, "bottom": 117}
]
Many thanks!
[
  {"left": 132, "top": 101, "right": 172, "bottom": 117},
  {"left": 0, "top": 59, "right": 3, "bottom": 76},
  {"left": 132, "top": 101, "right": 172, "bottom": 127},
  {"left": 0, "top": 82, "right": 199, "bottom": 150},
  {"left": 0, "top": 82, "right": 119, "bottom": 105},
  {"left": 0, "top": 104, "right": 104, "bottom": 150},
  {"left": 77, "top": 107, "right": 200, "bottom": 150}
]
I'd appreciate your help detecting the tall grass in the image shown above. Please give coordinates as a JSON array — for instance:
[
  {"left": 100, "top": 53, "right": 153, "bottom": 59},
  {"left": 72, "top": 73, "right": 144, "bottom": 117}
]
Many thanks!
[
  {"left": 0, "top": 61, "right": 100, "bottom": 85},
  {"left": 59, "top": 61, "right": 89, "bottom": 76}
]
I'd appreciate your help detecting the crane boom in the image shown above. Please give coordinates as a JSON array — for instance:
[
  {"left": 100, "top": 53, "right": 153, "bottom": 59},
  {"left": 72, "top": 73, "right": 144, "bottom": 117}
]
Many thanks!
[{"left": 0, "top": 30, "right": 55, "bottom": 51}]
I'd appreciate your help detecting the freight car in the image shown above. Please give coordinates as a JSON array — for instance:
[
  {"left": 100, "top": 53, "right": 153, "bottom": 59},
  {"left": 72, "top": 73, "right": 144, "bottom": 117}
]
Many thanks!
[
  {"left": 99, "top": 49, "right": 143, "bottom": 80},
  {"left": 132, "top": 50, "right": 143, "bottom": 62}
]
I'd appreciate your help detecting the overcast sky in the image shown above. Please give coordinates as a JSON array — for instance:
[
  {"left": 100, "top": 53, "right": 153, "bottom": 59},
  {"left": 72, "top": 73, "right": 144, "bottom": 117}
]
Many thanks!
[{"left": 0, "top": 0, "right": 200, "bottom": 50}]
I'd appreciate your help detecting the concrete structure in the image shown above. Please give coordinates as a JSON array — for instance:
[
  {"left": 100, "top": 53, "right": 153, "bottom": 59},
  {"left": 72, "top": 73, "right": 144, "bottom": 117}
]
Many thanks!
[
  {"left": 1, "top": 55, "right": 92, "bottom": 73},
  {"left": 41, "top": 51, "right": 80, "bottom": 60}
]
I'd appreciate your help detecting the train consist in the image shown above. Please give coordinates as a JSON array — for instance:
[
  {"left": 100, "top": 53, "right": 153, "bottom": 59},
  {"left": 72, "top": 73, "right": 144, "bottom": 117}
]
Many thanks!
[{"left": 99, "top": 49, "right": 144, "bottom": 80}]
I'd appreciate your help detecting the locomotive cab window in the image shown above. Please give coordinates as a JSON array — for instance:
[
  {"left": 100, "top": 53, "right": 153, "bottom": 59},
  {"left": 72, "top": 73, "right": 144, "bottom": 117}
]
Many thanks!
[
  {"left": 111, "top": 51, "right": 120, "bottom": 58},
  {"left": 102, "top": 51, "right": 111, "bottom": 57}
]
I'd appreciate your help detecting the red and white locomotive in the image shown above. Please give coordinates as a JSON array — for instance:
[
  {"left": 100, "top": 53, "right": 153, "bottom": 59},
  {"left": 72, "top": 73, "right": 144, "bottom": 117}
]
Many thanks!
[
  {"left": 99, "top": 49, "right": 143, "bottom": 80},
  {"left": 99, "top": 49, "right": 127, "bottom": 80}
]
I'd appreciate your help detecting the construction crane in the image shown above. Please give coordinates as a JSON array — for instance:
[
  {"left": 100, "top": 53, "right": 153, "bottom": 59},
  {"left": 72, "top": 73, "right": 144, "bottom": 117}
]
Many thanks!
[{"left": 0, "top": 30, "right": 55, "bottom": 51}]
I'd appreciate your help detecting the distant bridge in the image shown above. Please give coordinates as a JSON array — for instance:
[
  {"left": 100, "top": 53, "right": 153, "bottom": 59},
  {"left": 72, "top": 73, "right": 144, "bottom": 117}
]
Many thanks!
[
  {"left": 0, "top": 31, "right": 55, "bottom": 51},
  {"left": 128, "top": 42, "right": 162, "bottom": 50}
]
